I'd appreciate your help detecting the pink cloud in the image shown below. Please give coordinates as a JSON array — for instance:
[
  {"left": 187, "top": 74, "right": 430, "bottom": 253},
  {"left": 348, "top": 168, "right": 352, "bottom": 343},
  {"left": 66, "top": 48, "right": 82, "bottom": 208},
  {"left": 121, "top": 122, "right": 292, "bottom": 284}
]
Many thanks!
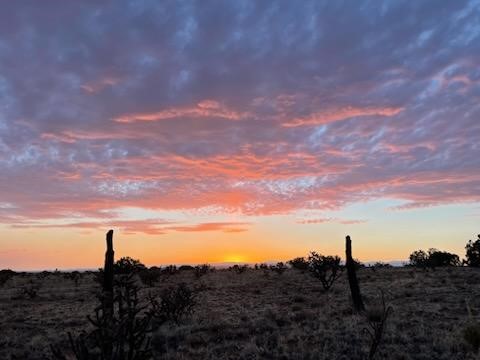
[
  {"left": 297, "top": 218, "right": 367, "bottom": 225},
  {"left": 9, "top": 219, "right": 250, "bottom": 235},
  {"left": 282, "top": 106, "right": 403, "bottom": 127},
  {"left": 114, "top": 100, "right": 248, "bottom": 123},
  {"left": 81, "top": 77, "right": 121, "bottom": 94}
]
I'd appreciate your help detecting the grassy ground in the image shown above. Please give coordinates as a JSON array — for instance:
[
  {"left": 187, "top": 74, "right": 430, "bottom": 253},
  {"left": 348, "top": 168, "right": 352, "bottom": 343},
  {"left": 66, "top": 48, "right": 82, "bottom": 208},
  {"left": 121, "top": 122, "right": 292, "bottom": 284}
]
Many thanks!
[{"left": 1, "top": 267, "right": 479, "bottom": 359}]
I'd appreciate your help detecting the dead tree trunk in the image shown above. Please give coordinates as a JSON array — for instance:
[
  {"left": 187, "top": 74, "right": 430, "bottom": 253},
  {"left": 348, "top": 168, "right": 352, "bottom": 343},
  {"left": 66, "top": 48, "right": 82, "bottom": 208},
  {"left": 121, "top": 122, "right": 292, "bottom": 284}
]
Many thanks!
[
  {"left": 346, "top": 235, "right": 365, "bottom": 312},
  {"left": 103, "top": 229, "right": 115, "bottom": 359},
  {"left": 104, "top": 229, "right": 115, "bottom": 294}
]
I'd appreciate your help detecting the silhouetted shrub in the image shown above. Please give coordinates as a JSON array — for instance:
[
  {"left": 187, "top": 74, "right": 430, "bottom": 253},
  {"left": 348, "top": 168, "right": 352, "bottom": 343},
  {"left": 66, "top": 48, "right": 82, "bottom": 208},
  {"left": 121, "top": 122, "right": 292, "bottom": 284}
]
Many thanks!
[
  {"left": 52, "top": 274, "right": 152, "bottom": 359},
  {"left": 465, "top": 234, "right": 480, "bottom": 267},
  {"left": 114, "top": 256, "right": 147, "bottom": 274},
  {"left": 0, "top": 269, "right": 15, "bottom": 287},
  {"left": 288, "top": 257, "right": 309, "bottom": 272},
  {"left": 178, "top": 265, "right": 194, "bottom": 271},
  {"left": 162, "top": 265, "right": 178, "bottom": 275},
  {"left": 258, "top": 263, "right": 269, "bottom": 270},
  {"left": 429, "top": 249, "right": 460, "bottom": 267},
  {"left": 307, "top": 252, "right": 342, "bottom": 291},
  {"left": 38, "top": 270, "right": 52, "bottom": 279},
  {"left": 353, "top": 258, "right": 365, "bottom": 270},
  {"left": 64, "top": 271, "right": 81, "bottom": 287},
  {"left": 409, "top": 248, "right": 460, "bottom": 268},
  {"left": 270, "top": 262, "right": 287, "bottom": 275},
  {"left": 372, "top": 262, "right": 392, "bottom": 268},
  {"left": 229, "top": 264, "right": 249, "bottom": 274},
  {"left": 363, "top": 291, "right": 393, "bottom": 359},
  {"left": 409, "top": 250, "right": 429, "bottom": 268},
  {"left": 149, "top": 283, "right": 196, "bottom": 326},
  {"left": 139, "top": 268, "right": 162, "bottom": 287},
  {"left": 194, "top": 264, "right": 213, "bottom": 279}
]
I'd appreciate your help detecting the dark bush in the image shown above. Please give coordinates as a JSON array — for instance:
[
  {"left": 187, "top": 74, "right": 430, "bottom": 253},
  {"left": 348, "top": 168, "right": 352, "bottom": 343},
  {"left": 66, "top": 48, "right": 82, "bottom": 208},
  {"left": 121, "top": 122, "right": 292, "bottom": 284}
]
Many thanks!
[
  {"left": 363, "top": 291, "right": 393, "bottom": 359},
  {"left": 427, "top": 249, "right": 460, "bottom": 267},
  {"left": 288, "top": 257, "right": 309, "bottom": 272},
  {"left": 149, "top": 283, "right": 196, "bottom": 326},
  {"left": 258, "top": 263, "right": 269, "bottom": 270},
  {"left": 0, "top": 269, "right": 15, "bottom": 287},
  {"left": 270, "top": 262, "right": 288, "bottom": 275},
  {"left": 409, "top": 248, "right": 460, "bottom": 268},
  {"left": 162, "top": 265, "right": 178, "bottom": 275},
  {"left": 194, "top": 264, "right": 213, "bottom": 279},
  {"left": 52, "top": 274, "right": 152, "bottom": 359},
  {"left": 372, "top": 262, "right": 392, "bottom": 268},
  {"left": 465, "top": 234, "right": 480, "bottom": 267},
  {"left": 229, "top": 264, "right": 249, "bottom": 274},
  {"left": 38, "top": 270, "right": 52, "bottom": 279},
  {"left": 114, "top": 257, "right": 147, "bottom": 274},
  {"left": 139, "top": 268, "right": 162, "bottom": 287},
  {"left": 307, "top": 252, "right": 342, "bottom": 291},
  {"left": 178, "top": 265, "right": 194, "bottom": 271},
  {"left": 409, "top": 250, "right": 429, "bottom": 268}
]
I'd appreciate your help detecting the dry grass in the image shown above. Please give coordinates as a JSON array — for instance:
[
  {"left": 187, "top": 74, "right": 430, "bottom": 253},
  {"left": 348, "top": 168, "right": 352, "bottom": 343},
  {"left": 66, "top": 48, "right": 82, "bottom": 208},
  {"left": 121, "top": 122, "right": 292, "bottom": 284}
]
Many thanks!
[{"left": 1, "top": 267, "right": 480, "bottom": 359}]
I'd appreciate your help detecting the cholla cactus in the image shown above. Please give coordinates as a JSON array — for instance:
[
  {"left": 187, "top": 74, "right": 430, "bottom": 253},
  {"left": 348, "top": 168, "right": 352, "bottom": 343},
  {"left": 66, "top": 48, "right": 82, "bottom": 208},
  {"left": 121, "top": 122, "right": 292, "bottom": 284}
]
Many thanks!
[
  {"left": 307, "top": 252, "right": 342, "bottom": 291},
  {"left": 51, "top": 230, "right": 153, "bottom": 360},
  {"left": 363, "top": 290, "right": 393, "bottom": 360}
]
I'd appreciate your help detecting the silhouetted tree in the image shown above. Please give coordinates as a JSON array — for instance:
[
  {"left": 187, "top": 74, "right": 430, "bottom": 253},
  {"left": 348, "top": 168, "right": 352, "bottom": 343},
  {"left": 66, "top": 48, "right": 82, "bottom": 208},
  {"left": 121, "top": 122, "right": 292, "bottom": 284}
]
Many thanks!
[
  {"left": 308, "top": 252, "right": 342, "bottom": 291},
  {"left": 114, "top": 256, "right": 147, "bottom": 274},
  {"left": 427, "top": 248, "right": 460, "bottom": 267},
  {"left": 465, "top": 234, "right": 480, "bottom": 267},
  {"left": 409, "top": 248, "right": 460, "bottom": 268},
  {"left": 409, "top": 250, "right": 429, "bottom": 268},
  {"left": 288, "top": 257, "right": 309, "bottom": 272}
]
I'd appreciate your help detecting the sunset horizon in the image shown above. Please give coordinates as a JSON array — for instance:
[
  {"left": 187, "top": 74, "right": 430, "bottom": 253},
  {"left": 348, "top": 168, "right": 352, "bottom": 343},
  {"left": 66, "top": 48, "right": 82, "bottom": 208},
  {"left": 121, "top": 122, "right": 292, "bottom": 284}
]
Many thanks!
[{"left": 1, "top": 1, "right": 479, "bottom": 271}]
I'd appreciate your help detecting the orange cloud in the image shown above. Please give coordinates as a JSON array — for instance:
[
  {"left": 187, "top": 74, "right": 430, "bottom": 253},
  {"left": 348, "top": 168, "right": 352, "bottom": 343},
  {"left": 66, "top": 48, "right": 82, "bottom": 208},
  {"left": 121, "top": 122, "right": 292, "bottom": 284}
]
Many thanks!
[
  {"left": 167, "top": 222, "right": 249, "bottom": 233},
  {"left": 9, "top": 219, "right": 250, "bottom": 235},
  {"left": 297, "top": 218, "right": 367, "bottom": 225},
  {"left": 282, "top": 106, "right": 403, "bottom": 127},
  {"left": 114, "top": 100, "right": 248, "bottom": 123},
  {"left": 41, "top": 130, "right": 141, "bottom": 142}
]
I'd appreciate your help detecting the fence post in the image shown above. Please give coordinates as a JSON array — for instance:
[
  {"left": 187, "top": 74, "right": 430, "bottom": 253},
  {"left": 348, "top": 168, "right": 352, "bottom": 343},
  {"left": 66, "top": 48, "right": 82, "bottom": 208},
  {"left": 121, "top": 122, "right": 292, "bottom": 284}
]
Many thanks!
[
  {"left": 346, "top": 235, "right": 365, "bottom": 312},
  {"left": 103, "top": 229, "right": 115, "bottom": 358}
]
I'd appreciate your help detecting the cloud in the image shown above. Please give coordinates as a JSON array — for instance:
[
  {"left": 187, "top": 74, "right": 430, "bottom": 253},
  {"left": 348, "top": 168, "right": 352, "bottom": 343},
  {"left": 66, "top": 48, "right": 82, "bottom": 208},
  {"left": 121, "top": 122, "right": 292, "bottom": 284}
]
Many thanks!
[
  {"left": 296, "top": 218, "right": 367, "bottom": 225},
  {"left": 114, "top": 100, "right": 248, "bottom": 123},
  {"left": 0, "top": 0, "right": 479, "bottom": 230},
  {"left": 8, "top": 219, "right": 250, "bottom": 235},
  {"left": 282, "top": 106, "right": 404, "bottom": 127}
]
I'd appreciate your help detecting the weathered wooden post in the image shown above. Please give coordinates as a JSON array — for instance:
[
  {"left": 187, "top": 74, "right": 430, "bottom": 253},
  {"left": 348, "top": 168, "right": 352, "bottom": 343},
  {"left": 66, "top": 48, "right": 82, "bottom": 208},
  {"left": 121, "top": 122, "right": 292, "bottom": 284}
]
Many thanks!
[
  {"left": 103, "top": 229, "right": 114, "bottom": 358},
  {"left": 346, "top": 235, "right": 365, "bottom": 312},
  {"left": 104, "top": 229, "right": 114, "bottom": 294}
]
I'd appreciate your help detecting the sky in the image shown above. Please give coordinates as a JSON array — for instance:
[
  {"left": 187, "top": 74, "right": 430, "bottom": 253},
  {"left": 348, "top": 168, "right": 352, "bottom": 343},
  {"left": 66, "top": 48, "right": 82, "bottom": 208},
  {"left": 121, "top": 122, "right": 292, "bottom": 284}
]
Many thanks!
[{"left": 0, "top": 0, "right": 479, "bottom": 270}]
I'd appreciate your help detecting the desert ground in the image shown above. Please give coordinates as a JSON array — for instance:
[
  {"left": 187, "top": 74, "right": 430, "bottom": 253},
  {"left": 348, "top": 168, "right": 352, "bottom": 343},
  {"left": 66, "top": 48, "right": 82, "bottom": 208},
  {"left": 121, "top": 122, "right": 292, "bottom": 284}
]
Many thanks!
[{"left": 1, "top": 266, "right": 480, "bottom": 359}]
